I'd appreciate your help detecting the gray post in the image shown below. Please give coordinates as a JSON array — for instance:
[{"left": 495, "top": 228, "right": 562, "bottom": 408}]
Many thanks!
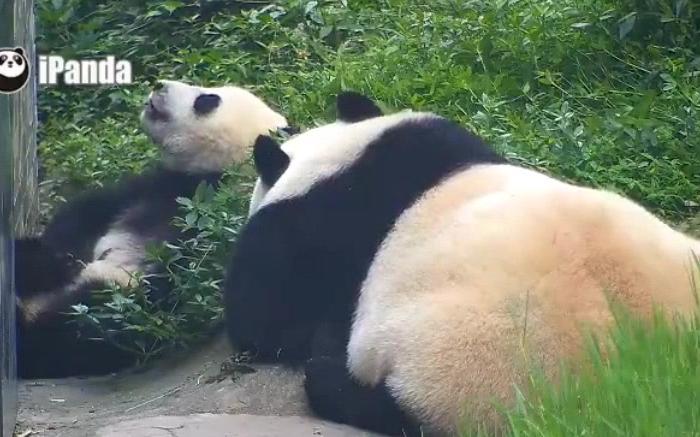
[{"left": 0, "top": 0, "right": 38, "bottom": 435}]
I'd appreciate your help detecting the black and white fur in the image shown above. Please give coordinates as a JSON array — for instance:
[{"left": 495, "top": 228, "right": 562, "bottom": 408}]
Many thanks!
[
  {"left": 225, "top": 92, "right": 504, "bottom": 435},
  {"left": 16, "top": 80, "right": 289, "bottom": 378},
  {"left": 0, "top": 47, "right": 29, "bottom": 93},
  {"left": 225, "top": 93, "right": 700, "bottom": 435}
]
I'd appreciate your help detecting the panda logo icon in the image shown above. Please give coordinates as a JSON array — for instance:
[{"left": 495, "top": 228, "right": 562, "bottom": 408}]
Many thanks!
[{"left": 0, "top": 47, "right": 30, "bottom": 94}]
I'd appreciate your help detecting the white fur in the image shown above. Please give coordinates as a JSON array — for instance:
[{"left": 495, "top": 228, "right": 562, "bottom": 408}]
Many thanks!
[
  {"left": 348, "top": 163, "right": 700, "bottom": 433},
  {"left": 141, "top": 80, "right": 288, "bottom": 173},
  {"left": 93, "top": 229, "right": 145, "bottom": 265},
  {"left": 91, "top": 229, "right": 146, "bottom": 284},
  {"left": 20, "top": 225, "right": 149, "bottom": 323},
  {"left": 248, "top": 179, "right": 268, "bottom": 217},
  {"left": 19, "top": 257, "right": 140, "bottom": 324},
  {"left": 250, "top": 111, "right": 431, "bottom": 213},
  {"left": 23, "top": 226, "right": 146, "bottom": 322},
  {"left": 0, "top": 50, "right": 27, "bottom": 78}
]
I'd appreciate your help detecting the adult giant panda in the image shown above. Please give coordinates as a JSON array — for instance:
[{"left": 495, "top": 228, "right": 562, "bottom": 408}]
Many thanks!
[
  {"left": 225, "top": 93, "right": 700, "bottom": 436},
  {"left": 16, "top": 79, "right": 290, "bottom": 378}
]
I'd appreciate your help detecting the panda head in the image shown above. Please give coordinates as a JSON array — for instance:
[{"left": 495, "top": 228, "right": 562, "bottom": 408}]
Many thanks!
[
  {"left": 247, "top": 91, "right": 387, "bottom": 215},
  {"left": 0, "top": 47, "right": 30, "bottom": 93},
  {"left": 141, "top": 80, "right": 289, "bottom": 173}
]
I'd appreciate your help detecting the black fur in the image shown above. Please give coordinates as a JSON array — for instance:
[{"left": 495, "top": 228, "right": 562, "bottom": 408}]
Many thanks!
[
  {"left": 279, "top": 125, "right": 300, "bottom": 136},
  {"left": 40, "top": 167, "right": 220, "bottom": 263},
  {"left": 224, "top": 106, "right": 505, "bottom": 433},
  {"left": 15, "top": 238, "right": 81, "bottom": 299},
  {"left": 193, "top": 93, "right": 222, "bottom": 116},
  {"left": 304, "top": 355, "right": 422, "bottom": 436},
  {"left": 336, "top": 91, "right": 383, "bottom": 122},
  {"left": 253, "top": 135, "right": 290, "bottom": 187},
  {"left": 16, "top": 278, "right": 137, "bottom": 378},
  {"left": 16, "top": 166, "right": 222, "bottom": 378},
  {"left": 305, "top": 322, "right": 423, "bottom": 436}
]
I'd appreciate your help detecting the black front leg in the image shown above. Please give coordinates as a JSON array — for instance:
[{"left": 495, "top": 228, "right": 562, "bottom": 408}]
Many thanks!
[
  {"left": 305, "top": 323, "right": 422, "bottom": 436},
  {"left": 304, "top": 354, "right": 422, "bottom": 436}
]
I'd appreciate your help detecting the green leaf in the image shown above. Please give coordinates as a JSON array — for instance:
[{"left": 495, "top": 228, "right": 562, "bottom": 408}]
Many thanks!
[
  {"left": 161, "top": 0, "right": 184, "bottom": 14},
  {"left": 144, "top": 9, "right": 163, "bottom": 18},
  {"left": 320, "top": 25, "right": 333, "bottom": 39},
  {"left": 176, "top": 197, "right": 193, "bottom": 207},
  {"left": 185, "top": 212, "right": 198, "bottom": 226},
  {"left": 304, "top": 1, "right": 318, "bottom": 15},
  {"left": 570, "top": 22, "right": 590, "bottom": 29},
  {"left": 618, "top": 12, "right": 637, "bottom": 40}
]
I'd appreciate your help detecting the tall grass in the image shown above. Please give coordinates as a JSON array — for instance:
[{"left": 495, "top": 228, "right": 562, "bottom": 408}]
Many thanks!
[{"left": 504, "top": 308, "right": 700, "bottom": 436}]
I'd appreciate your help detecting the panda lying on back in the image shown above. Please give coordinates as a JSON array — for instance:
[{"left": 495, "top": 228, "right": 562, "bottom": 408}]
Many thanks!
[
  {"left": 16, "top": 80, "right": 290, "bottom": 378},
  {"left": 225, "top": 93, "right": 700, "bottom": 436}
]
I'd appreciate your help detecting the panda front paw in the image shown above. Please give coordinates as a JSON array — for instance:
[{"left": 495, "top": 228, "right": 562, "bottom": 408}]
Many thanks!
[
  {"left": 304, "top": 355, "right": 354, "bottom": 423},
  {"left": 304, "top": 356, "right": 418, "bottom": 436}
]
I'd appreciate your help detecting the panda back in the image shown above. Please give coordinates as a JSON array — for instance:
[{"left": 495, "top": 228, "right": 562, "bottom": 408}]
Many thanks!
[{"left": 349, "top": 162, "right": 700, "bottom": 432}]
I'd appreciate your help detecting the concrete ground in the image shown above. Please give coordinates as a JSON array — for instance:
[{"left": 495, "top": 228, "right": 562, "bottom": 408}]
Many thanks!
[{"left": 15, "top": 336, "right": 382, "bottom": 437}]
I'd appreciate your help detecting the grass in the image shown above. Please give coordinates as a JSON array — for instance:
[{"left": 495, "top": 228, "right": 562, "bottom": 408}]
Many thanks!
[
  {"left": 462, "top": 260, "right": 700, "bottom": 436},
  {"left": 35, "top": 0, "right": 699, "bottom": 433},
  {"left": 461, "top": 300, "right": 700, "bottom": 437},
  {"left": 499, "top": 301, "right": 700, "bottom": 437}
]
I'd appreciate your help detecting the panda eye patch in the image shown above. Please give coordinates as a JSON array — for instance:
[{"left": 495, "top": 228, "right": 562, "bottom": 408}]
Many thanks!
[
  {"left": 0, "top": 55, "right": 6, "bottom": 64},
  {"left": 14, "top": 56, "right": 22, "bottom": 65},
  {"left": 193, "top": 93, "right": 222, "bottom": 116}
]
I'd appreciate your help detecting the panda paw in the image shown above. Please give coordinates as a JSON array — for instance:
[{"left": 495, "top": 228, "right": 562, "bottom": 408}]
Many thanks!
[
  {"left": 304, "top": 355, "right": 351, "bottom": 421},
  {"left": 304, "top": 356, "right": 418, "bottom": 436}
]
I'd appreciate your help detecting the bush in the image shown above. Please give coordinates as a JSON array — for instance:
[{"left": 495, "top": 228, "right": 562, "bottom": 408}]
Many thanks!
[{"left": 616, "top": 0, "right": 699, "bottom": 42}]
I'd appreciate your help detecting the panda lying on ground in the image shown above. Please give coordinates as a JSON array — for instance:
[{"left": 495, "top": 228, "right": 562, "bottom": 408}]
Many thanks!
[
  {"left": 225, "top": 93, "right": 700, "bottom": 436},
  {"left": 16, "top": 80, "right": 290, "bottom": 379}
]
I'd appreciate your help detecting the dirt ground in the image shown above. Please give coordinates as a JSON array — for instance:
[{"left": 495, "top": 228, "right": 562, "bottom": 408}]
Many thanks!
[{"left": 15, "top": 335, "right": 380, "bottom": 437}]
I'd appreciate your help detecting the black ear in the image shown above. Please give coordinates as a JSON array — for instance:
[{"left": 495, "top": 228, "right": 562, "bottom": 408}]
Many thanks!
[
  {"left": 254, "top": 135, "right": 290, "bottom": 187},
  {"left": 193, "top": 93, "right": 222, "bottom": 116},
  {"left": 279, "top": 125, "right": 300, "bottom": 135},
  {"left": 336, "top": 91, "right": 383, "bottom": 122},
  {"left": 14, "top": 47, "right": 24, "bottom": 56}
]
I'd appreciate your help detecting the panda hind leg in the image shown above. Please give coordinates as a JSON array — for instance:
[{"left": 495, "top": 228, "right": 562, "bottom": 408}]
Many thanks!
[{"left": 304, "top": 354, "right": 422, "bottom": 437}]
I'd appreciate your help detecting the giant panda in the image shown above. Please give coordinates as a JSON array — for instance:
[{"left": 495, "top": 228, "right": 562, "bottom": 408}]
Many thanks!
[
  {"left": 225, "top": 92, "right": 700, "bottom": 436},
  {"left": 16, "top": 79, "right": 290, "bottom": 379}
]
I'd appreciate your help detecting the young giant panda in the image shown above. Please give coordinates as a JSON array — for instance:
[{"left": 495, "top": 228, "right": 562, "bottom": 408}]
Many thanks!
[
  {"left": 225, "top": 93, "right": 700, "bottom": 436},
  {"left": 16, "top": 80, "right": 290, "bottom": 378}
]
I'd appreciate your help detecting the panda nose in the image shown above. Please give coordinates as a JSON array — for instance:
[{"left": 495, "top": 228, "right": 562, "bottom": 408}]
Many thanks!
[{"left": 7, "top": 61, "right": 13, "bottom": 67}]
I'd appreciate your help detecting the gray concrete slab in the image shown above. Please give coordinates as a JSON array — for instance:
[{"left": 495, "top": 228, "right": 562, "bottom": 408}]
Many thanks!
[
  {"left": 16, "top": 335, "right": 381, "bottom": 437},
  {"left": 96, "top": 414, "right": 381, "bottom": 437}
]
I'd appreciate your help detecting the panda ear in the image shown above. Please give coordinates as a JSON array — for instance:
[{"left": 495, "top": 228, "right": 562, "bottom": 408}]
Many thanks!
[
  {"left": 254, "top": 135, "right": 289, "bottom": 187},
  {"left": 279, "top": 125, "right": 300, "bottom": 136},
  {"left": 336, "top": 91, "right": 383, "bottom": 123},
  {"left": 14, "top": 47, "right": 24, "bottom": 56}
]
